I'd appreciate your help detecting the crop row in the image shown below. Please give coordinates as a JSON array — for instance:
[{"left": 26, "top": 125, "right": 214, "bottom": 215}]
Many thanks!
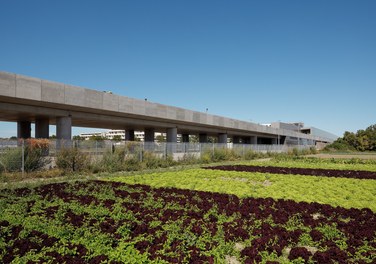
[
  {"left": 243, "top": 156, "right": 376, "bottom": 172},
  {"left": 0, "top": 180, "right": 375, "bottom": 263},
  {"left": 111, "top": 168, "right": 376, "bottom": 212},
  {"left": 204, "top": 165, "right": 376, "bottom": 180}
]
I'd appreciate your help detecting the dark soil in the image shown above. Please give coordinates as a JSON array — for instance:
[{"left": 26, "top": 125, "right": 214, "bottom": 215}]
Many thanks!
[{"left": 205, "top": 165, "right": 376, "bottom": 180}]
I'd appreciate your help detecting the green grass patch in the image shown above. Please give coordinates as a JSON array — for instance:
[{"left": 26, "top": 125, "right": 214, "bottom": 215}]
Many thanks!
[{"left": 239, "top": 156, "right": 376, "bottom": 171}]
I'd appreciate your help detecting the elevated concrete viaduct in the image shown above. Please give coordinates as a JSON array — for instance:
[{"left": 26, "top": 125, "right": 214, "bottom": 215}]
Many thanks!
[{"left": 0, "top": 71, "right": 334, "bottom": 144}]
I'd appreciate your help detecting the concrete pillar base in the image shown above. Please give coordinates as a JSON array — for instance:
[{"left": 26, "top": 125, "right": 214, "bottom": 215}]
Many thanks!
[
  {"left": 17, "top": 121, "right": 31, "bottom": 139},
  {"left": 144, "top": 128, "right": 155, "bottom": 142},
  {"left": 167, "top": 128, "right": 177, "bottom": 143},
  {"left": 56, "top": 116, "right": 72, "bottom": 148},
  {"left": 218, "top": 133, "right": 228, "bottom": 144},
  {"left": 182, "top": 134, "right": 189, "bottom": 143},
  {"left": 35, "top": 118, "right": 49, "bottom": 138},
  {"left": 167, "top": 128, "right": 177, "bottom": 154},
  {"left": 199, "top": 133, "right": 208, "bottom": 143},
  {"left": 251, "top": 136, "right": 257, "bottom": 145},
  {"left": 233, "top": 136, "right": 240, "bottom": 144},
  {"left": 125, "top": 130, "right": 135, "bottom": 141}
]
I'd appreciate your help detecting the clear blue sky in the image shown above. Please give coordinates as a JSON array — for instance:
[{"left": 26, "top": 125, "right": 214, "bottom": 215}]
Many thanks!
[{"left": 1, "top": 0, "right": 375, "bottom": 138}]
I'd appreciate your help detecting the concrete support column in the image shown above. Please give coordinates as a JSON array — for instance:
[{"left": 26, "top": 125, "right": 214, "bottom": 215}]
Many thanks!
[
  {"left": 167, "top": 128, "right": 177, "bottom": 143},
  {"left": 233, "top": 136, "right": 240, "bottom": 144},
  {"left": 144, "top": 128, "right": 155, "bottom": 142},
  {"left": 35, "top": 118, "right": 49, "bottom": 138},
  {"left": 199, "top": 133, "right": 208, "bottom": 143},
  {"left": 251, "top": 136, "right": 257, "bottom": 145},
  {"left": 181, "top": 134, "right": 189, "bottom": 153},
  {"left": 166, "top": 128, "right": 177, "bottom": 154},
  {"left": 125, "top": 130, "right": 135, "bottom": 141},
  {"left": 218, "top": 133, "right": 228, "bottom": 144},
  {"left": 56, "top": 116, "right": 72, "bottom": 140},
  {"left": 182, "top": 134, "right": 190, "bottom": 143},
  {"left": 272, "top": 138, "right": 278, "bottom": 145},
  {"left": 56, "top": 116, "right": 72, "bottom": 148},
  {"left": 17, "top": 121, "right": 31, "bottom": 139}
]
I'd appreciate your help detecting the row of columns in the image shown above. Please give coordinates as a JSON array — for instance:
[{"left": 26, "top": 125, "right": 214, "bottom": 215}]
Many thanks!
[
  {"left": 124, "top": 128, "right": 258, "bottom": 144},
  {"left": 17, "top": 117, "right": 263, "bottom": 145},
  {"left": 17, "top": 117, "right": 72, "bottom": 140}
]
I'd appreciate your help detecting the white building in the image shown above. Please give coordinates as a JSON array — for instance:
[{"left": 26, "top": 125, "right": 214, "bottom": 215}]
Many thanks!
[{"left": 80, "top": 130, "right": 165, "bottom": 142}]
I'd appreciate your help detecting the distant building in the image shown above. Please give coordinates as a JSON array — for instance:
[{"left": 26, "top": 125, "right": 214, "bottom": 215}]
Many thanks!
[
  {"left": 268, "top": 122, "right": 338, "bottom": 145},
  {"left": 79, "top": 130, "right": 168, "bottom": 142}
]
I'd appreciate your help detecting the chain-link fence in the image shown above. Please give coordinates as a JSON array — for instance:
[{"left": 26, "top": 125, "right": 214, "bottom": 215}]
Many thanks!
[
  {"left": 0, "top": 139, "right": 315, "bottom": 175},
  {"left": 0, "top": 140, "right": 23, "bottom": 173}
]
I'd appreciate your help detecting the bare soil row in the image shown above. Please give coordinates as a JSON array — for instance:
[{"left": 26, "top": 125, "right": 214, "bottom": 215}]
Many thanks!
[{"left": 205, "top": 165, "right": 376, "bottom": 180}]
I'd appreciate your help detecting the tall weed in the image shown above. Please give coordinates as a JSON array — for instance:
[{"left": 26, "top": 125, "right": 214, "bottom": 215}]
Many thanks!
[{"left": 56, "top": 147, "right": 88, "bottom": 173}]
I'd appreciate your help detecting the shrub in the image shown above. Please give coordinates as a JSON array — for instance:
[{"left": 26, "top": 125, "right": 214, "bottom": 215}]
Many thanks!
[
  {"left": 323, "top": 141, "right": 354, "bottom": 152},
  {"left": 178, "top": 153, "right": 200, "bottom": 165},
  {"left": 124, "top": 156, "right": 142, "bottom": 171},
  {"left": 0, "top": 147, "right": 22, "bottom": 172},
  {"left": 99, "top": 148, "right": 127, "bottom": 173},
  {"left": 200, "top": 151, "right": 213, "bottom": 164},
  {"left": 56, "top": 147, "right": 88, "bottom": 173},
  {"left": 243, "top": 149, "right": 262, "bottom": 160},
  {"left": 142, "top": 151, "right": 175, "bottom": 169},
  {"left": 309, "top": 146, "right": 318, "bottom": 154},
  {"left": 24, "top": 139, "right": 50, "bottom": 172},
  {"left": 0, "top": 139, "right": 50, "bottom": 173}
]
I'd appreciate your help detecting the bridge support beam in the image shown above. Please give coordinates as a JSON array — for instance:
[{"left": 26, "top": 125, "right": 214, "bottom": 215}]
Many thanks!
[
  {"left": 218, "top": 133, "right": 228, "bottom": 144},
  {"left": 17, "top": 121, "right": 31, "bottom": 139},
  {"left": 35, "top": 118, "right": 49, "bottom": 138},
  {"left": 125, "top": 130, "right": 135, "bottom": 141}
]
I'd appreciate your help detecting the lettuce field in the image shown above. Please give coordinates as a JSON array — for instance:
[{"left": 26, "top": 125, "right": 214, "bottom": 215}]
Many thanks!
[{"left": 1, "top": 158, "right": 375, "bottom": 263}]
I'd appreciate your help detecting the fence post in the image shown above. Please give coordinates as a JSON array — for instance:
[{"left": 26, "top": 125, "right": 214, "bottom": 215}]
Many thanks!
[
  {"left": 21, "top": 139, "right": 25, "bottom": 177},
  {"left": 95, "top": 141, "right": 98, "bottom": 157}
]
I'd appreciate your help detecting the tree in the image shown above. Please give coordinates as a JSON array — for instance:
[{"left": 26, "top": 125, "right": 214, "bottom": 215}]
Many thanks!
[
  {"left": 327, "top": 124, "right": 376, "bottom": 152},
  {"left": 112, "top": 135, "right": 122, "bottom": 142},
  {"left": 343, "top": 131, "right": 358, "bottom": 149},
  {"left": 89, "top": 135, "right": 107, "bottom": 141},
  {"left": 365, "top": 125, "right": 376, "bottom": 151},
  {"left": 155, "top": 134, "right": 166, "bottom": 142}
]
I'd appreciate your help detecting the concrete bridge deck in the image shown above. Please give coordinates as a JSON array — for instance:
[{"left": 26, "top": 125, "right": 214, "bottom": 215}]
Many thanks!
[{"left": 0, "top": 71, "right": 333, "bottom": 144}]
